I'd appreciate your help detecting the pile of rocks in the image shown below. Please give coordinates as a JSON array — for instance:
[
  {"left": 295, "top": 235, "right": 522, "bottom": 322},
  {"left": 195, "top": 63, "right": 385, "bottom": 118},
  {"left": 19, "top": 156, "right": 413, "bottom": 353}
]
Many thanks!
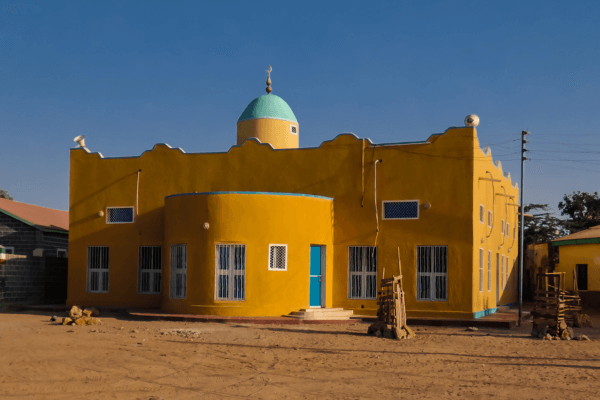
[
  {"left": 532, "top": 320, "right": 592, "bottom": 341},
  {"left": 61, "top": 306, "right": 101, "bottom": 326}
]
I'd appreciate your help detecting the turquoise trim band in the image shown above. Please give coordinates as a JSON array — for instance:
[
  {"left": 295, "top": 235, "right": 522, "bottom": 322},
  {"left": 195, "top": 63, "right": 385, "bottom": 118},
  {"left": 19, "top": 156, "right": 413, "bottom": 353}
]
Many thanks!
[
  {"left": 165, "top": 191, "right": 333, "bottom": 201},
  {"left": 553, "top": 238, "right": 600, "bottom": 246}
]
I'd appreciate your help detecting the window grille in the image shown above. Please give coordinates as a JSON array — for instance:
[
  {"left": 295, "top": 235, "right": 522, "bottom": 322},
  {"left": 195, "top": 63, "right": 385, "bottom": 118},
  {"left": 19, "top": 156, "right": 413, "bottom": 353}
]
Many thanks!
[
  {"left": 506, "top": 223, "right": 510, "bottom": 237},
  {"left": 57, "top": 249, "right": 68, "bottom": 258},
  {"left": 290, "top": 125, "right": 298, "bottom": 134},
  {"left": 416, "top": 246, "right": 448, "bottom": 301},
  {"left": 87, "top": 246, "right": 109, "bottom": 293},
  {"left": 479, "top": 248, "right": 484, "bottom": 293},
  {"left": 170, "top": 244, "right": 187, "bottom": 299},
  {"left": 487, "top": 250, "right": 492, "bottom": 292},
  {"left": 106, "top": 207, "right": 134, "bottom": 224},
  {"left": 215, "top": 244, "right": 246, "bottom": 300},
  {"left": 488, "top": 210, "right": 493, "bottom": 227},
  {"left": 268, "top": 244, "right": 287, "bottom": 270},
  {"left": 348, "top": 246, "right": 377, "bottom": 299},
  {"left": 382, "top": 201, "right": 419, "bottom": 220},
  {"left": 139, "top": 246, "right": 162, "bottom": 294},
  {"left": 479, "top": 205, "right": 485, "bottom": 223}
]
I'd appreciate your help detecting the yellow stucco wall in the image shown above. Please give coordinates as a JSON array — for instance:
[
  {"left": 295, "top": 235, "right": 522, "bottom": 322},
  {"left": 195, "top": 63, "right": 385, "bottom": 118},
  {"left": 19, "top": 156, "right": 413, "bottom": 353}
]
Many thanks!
[
  {"left": 68, "top": 126, "right": 519, "bottom": 318},
  {"left": 237, "top": 118, "right": 299, "bottom": 149},
  {"left": 555, "top": 244, "right": 600, "bottom": 291},
  {"left": 472, "top": 140, "right": 520, "bottom": 314},
  {"left": 161, "top": 193, "right": 333, "bottom": 316}
]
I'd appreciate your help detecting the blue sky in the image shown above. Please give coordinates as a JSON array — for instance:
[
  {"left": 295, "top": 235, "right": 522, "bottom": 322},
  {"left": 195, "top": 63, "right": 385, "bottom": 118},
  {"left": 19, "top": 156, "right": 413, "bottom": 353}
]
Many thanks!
[{"left": 1, "top": 1, "right": 599, "bottom": 214}]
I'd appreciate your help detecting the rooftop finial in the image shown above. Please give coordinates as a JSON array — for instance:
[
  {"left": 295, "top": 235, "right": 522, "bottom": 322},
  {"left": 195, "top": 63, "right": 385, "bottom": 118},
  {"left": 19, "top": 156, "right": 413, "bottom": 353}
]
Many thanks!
[{"left": 266, "top": 65, "right": 272, "bottom": 94}]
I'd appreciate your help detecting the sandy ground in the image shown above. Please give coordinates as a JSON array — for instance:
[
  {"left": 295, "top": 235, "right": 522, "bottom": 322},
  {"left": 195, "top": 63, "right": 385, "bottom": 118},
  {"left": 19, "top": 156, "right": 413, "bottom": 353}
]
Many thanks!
[{"left": 1, "top": 311, "right": 599, "bottom": 400}]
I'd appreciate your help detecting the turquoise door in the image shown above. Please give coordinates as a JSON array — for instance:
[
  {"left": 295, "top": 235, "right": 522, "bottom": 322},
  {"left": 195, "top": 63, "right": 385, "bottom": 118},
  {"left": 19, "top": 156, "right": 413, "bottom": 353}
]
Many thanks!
[{"left": 310, "top": 246, "right": 322, "bottom": 307}]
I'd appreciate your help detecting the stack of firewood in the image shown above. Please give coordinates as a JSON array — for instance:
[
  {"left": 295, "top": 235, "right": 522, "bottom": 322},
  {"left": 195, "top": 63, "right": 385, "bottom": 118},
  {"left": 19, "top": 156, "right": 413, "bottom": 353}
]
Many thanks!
[
  {"left": 531, "top": 272, "right": 582, "bottom": 339},
  {"left": 368, "top": 249, "right": 415, "bottom": 340},
  {"left": 62, "top": 306, "right": 101, "bottom": 326}
]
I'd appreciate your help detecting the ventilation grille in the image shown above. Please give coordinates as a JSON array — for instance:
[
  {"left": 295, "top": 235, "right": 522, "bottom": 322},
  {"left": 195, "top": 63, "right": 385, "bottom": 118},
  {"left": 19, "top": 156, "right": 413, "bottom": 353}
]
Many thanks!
[
  {"left": 383, "top": 201, "right": 419, "bottom": 219},
  {"left": 269, "top": 245, "right": 287, "bottom": 270},
  {"left": 106, "top": 207, "right": 134, "bottom": 223}
]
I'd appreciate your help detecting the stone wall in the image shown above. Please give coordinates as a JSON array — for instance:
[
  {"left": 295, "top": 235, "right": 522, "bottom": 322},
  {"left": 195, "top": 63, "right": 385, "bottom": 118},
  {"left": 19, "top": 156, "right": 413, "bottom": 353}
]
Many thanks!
[{"left": 0, "top": 212, "right": 69, "bottom": 304}]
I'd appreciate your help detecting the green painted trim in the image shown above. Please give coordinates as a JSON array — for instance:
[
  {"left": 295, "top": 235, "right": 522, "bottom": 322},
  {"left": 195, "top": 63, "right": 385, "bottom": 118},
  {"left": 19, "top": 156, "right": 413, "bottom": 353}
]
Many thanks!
[
  {"left": 0, "top": 208, "right": 68, "bottom": 234},
  {"left": 552, "top": 238, "right": 600, "bottom": 246},
  {"left": 237, "top": 94, "right": 298, "bottom": 123}
]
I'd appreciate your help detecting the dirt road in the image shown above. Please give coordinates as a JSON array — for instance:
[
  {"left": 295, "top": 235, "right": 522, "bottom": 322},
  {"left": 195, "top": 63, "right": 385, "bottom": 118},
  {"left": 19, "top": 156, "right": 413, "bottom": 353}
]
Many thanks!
[{"left": 1, "top": 311, "right": 599, "bottom": 399}]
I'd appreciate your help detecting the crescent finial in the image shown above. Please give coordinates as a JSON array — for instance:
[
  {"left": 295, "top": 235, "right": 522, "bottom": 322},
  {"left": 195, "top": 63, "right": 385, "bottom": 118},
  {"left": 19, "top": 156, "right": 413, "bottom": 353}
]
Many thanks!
[{"left": 266, "top": 65, "right": 272, "bottom": 94}]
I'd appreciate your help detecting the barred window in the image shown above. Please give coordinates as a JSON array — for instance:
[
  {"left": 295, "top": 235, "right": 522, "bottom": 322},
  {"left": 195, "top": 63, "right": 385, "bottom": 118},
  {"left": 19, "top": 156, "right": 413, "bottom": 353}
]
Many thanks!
[
  {"left": 417, "top": 246, "right": 448, "bottom": 301},
  {"left": 87, "top": 246, "right": 109, "bottom": 293},
  {"left": 501, "top": 219, "right": 505, "bottom": 235},
  {"left": 506, "top": 223, "right": 510, "bottom": 237},
  {"left": 348, "top": 246, "right": 377, "bottom": 299},
  {"left": 479, "top": 205, "right": 485, "bottom": 224},
  {"left": 268, "top": 244, "right": 287, "bottom": 271},
  {"left": 382, "top": 201, "right": 419, "bottom": 219},
  {"left": 106, "top": 207, "right": 134, "bottom": 224},
  {"left": 170, "top": 244, "right": 187, "bottom": 299},
  {"left": 215, "top": 244, "right": 246, "bottom": 300},
  {"left": 479, "top": 248, "right": 484, "bottom": 293},
  {"left": 488, "top": 210, "right": 493, "bottom": 227},
  {"left": 139, "top": 246, "right": 162, "bottom": 294}
]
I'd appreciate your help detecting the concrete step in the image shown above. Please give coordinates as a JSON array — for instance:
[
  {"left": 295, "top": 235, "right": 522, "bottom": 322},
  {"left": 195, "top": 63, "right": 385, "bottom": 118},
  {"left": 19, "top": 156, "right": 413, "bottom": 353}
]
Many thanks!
[{"left": 287, "top": 308, "right": 354, "bottom": 321}]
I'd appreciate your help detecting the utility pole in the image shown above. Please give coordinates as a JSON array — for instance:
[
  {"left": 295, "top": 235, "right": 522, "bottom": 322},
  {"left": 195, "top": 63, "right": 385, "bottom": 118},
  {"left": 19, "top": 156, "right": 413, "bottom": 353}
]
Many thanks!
[{"left": 518, "top": 130, "right": 529, "bottom": 327}]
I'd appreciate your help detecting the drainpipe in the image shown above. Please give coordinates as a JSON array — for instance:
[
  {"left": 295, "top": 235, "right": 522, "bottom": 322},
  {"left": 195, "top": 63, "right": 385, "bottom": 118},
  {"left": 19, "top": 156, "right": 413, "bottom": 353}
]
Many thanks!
[{"left": 374, "top": 159, "right": 383, "bottom": 246}]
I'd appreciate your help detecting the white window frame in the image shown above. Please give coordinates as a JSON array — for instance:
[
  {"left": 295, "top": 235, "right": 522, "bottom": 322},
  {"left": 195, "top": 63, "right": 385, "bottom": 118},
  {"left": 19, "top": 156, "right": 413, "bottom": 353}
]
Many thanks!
[
  {"left": 488, "top": 250, "right": 492, "bottom": 292},
  {"left": 215, "top": 244, "right": 246, "bottom": 301},
  {"left": 416, "top": 245, "right": 448, "bottom": 302},
  {"left": 290, "top": 124, "right": 298, "bottom": 135},
  {"left": 106, "top": 206, "right": 135, "bottom": 224},
  {"left": 138, "top": 246, "right": 162, "bottom": 294},
  {"left": 170, "top": 244, "right": 187, "bottom": 299},
  {"left": 56, "top": 248, "right": 68, "bottom": 258},
  {"left": 3, "top": 246, "right": 14, "bottom": 255},
  {"left": 488, "top": 210, "right": 493, "bottom": 227},
  {"left": 479, "top": 205, "right": 485, "bottom": 224},
  {"left": 348, "top": 246, "right": 378, "bottom": 300},
  {"left": 479, "top": 248, "right": 484, "bottom": 293},
  {"left": 87, "top": 246, "right": 109, "bottom": 293},
  {"left": 268, "top": 244, "right": 288, "bottom": 271},
  {"left": 382, "top": 200, "right": 419, "bottom": 220}
]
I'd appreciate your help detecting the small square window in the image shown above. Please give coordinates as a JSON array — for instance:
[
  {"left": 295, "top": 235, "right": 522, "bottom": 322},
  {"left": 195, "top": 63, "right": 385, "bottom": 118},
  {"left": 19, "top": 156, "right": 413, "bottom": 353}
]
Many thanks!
[
  {"left": 268, "top": 244, "right": 287, "bottom": 271},
  {"left": 479, "top": 205, "right": 485, "bottom": 224},
  {"left": 3, "top": 246, "right": 14, "bottom": 255},
  {"left": 57, "top": 249, "right": 68, "bottom": 258},
  {"left": 290, "top": 125, "right": 298, "bottom": 134},
  {"left": 106, "top": 207, "right": 134, "bottom": 224}
]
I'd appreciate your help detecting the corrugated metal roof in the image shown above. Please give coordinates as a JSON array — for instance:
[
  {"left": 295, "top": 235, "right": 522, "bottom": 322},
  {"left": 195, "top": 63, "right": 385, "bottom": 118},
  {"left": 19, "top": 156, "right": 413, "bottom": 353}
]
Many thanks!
[
  {"left": 0, "top": 198, "right": 68, "bottom": 232},
  {"left": 553, "top": 224, "right": 600, "bottom": 242}
]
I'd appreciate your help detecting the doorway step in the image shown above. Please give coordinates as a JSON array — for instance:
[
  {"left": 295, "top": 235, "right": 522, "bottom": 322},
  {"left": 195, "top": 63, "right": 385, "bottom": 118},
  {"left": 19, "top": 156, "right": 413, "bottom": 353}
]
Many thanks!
[{"left": 287, "top": 308, "right": 354, "bottom": 321}]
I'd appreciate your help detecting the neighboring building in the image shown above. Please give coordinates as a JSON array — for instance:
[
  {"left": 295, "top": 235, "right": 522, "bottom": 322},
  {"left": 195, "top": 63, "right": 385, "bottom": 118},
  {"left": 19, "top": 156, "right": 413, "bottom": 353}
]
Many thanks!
[
  {"left": 553, "top": 225, "right": 600, "bottom": 307},
  {"left": 67, "top": 76, "right": 519, "bottom": 318},
  {"left": 0, "top": 198, "right": 69, "bottom": 304}
]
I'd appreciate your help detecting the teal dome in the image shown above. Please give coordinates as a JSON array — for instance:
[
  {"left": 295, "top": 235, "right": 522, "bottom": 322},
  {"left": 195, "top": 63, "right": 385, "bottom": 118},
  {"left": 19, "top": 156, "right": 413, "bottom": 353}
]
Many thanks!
[{"left": 237, "top": 94, "right": 298, "bottom": 123}]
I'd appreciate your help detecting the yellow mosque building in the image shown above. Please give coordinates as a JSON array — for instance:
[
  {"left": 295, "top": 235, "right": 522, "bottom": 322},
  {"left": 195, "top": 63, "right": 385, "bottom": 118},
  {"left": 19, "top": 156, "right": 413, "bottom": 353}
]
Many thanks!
[{"left": 67, "top": 70, "right": 519, "bottom": 318}]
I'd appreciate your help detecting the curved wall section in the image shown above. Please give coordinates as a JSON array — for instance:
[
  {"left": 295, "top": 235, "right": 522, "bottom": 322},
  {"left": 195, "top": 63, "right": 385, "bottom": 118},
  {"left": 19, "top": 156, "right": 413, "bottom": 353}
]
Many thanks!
[
  {"left": 237, "top": 119, "right": 299, "bottom": 149},
  {"left": 162, "top": 192, "right": 333, "bottom": 316}
]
